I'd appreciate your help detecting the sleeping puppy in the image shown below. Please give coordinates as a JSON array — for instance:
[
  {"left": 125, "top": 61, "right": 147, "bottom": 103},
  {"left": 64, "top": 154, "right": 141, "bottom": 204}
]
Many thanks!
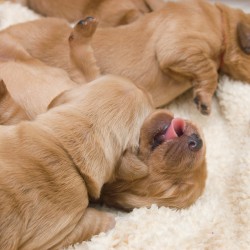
[
  {"left": 0, "top": 75, "right": 153, "bottom": 250},
  {"left": 0, "top": 75, "right": 207, "bottom": 214},
  {"left": 0, "top": 17, "right": 99, "bottom": 86},
  {"left": 91, "top": 0, "right": 250, "bottom": 115},
  {"left": 3, "top": 0, "right": 250, "bottom": 116},
  {"left": 0, "top": 17, "right": 98, "bottom": 124},
  {"left": 102, "top": 110, "right": 207, "bottom": 211},
  {"left": 11, "top": 0, "right": 165, "bottom": 27}
]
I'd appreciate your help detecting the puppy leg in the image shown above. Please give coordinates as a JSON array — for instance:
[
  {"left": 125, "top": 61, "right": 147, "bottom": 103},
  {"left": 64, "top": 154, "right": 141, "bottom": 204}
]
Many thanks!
[
  {"left": 159, "top": 48, "right": 218, "bottom": 115},
  {"left": 52, "top": 208, "right": 115, "bottom": 249},
  {"left": 69, "top": 17, "right": 100, "bottom": 83},
  {"left": 191, "top": 58, "right": 218, "bottom": 115}
]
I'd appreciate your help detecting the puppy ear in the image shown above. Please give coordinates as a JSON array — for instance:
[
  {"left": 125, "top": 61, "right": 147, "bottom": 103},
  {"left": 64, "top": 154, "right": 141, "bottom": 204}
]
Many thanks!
[
  {"left": 47, "top": 90, "right": 72, "bottom": 110},
  {"left": 116, "top": 151, "right": 149, "bottom": 181},
  {"left": 0, "top": 80, "right": 8, "bottom": 98},
  {"left": 237, "top": 22, "right": 250, "bottom": 55}
]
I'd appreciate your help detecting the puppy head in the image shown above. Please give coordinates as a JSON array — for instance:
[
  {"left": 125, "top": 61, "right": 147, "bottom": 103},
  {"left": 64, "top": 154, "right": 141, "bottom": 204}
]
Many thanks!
[
  {"left": 101, "top": 110, "right": 207, "bottom": 211},
  {"left": 220, "top": 4, "right": 250, "bottom": 83},
  {"left": 0, "top": 80, "right": 29, "bottom": 125}
]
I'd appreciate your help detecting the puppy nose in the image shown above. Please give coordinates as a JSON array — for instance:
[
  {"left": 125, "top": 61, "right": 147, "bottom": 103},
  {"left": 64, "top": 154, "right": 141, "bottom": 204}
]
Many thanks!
[{"left": 188, "top": 133, "right": 203, "bottom": 151}]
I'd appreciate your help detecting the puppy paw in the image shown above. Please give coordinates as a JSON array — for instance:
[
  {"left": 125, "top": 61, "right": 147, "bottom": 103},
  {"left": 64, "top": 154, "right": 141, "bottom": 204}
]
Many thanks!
[
  {"left": 193, "top": 92, "right": 212, "bottom": 115},
  {"left": 75, "top": 17, "right": 98, "bottom": 38},
  {"left": 82, "top": 208, "right": 116, "bottom": 239},
  {"left": 99, "top": 212, "right": 116, "bottom": 234},
  {"left": 106, "top": 213, "right": 116, "bottom": 230}
]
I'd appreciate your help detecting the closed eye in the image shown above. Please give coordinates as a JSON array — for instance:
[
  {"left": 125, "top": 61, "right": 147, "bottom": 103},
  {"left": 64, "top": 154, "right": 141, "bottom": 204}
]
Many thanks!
[{"left": 151, "top": 125, "right": 169, "bottom": 150}]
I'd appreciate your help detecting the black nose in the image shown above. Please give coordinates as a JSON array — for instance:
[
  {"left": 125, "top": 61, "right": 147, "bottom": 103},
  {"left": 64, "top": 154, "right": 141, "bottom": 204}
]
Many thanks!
[{"left": 188, "top": 133, "right": 203, "bottom": 151}]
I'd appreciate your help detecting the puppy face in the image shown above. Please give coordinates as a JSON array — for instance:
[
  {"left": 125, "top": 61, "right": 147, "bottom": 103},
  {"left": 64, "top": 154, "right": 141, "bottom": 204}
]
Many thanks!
[{"left": 101, "top": 110, "right": 207, "bottom": 211}]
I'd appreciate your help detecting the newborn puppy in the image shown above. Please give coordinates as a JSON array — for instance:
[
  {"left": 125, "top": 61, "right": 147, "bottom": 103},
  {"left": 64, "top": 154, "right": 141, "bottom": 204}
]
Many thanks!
[
  {"left": 11, "top": 0, "right": 165, "bottom": 27},
  {"left": 102, "top": 110, "right": 207, "bottom": 211},
  {"left": 4, "top": 0, "right": 250, "bottom": 116},
  {"left": 0, "top": 17, "right": 98, "bottom": 124},
  {"left": 0, "top": 75, "right": 153, "bottom": 249},
  {"left": 91, "top": 0, "right": 250, "bottom": 115},
  {"left": 0, "top": 17, "right": 99, "bottom": 86}
]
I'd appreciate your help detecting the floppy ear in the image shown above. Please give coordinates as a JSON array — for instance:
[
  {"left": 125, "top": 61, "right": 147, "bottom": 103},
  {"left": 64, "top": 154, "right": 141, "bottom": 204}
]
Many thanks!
[
  {"left": 47, "top": 89, "right": 74, "bottom": 110},
  {"left": 0, "top": 80, "right": 8, "bottom": 99},
  {"left": 237, "top": 22, "right": 250, "bottom": 55},
  {"left": 47, "top": 92, "right": 66, "bottom": 110},
  {"left": 116, "top": 151, "right": 149, "bottom": 181}
]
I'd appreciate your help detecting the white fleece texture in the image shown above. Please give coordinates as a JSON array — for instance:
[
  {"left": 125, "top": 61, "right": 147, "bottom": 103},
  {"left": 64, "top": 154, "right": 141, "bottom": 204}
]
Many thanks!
[{"left": 0, "top": 1, "right": 249, "bottom": 250}]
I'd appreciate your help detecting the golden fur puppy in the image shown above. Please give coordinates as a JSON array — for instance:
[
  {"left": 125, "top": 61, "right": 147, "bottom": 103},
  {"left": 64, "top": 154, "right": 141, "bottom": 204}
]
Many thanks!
[
  {"left": 103, "top": 110, "right": 207, "bottom": 210},
  {"left": 0, "top": 17, "right": 99, "bottom": 84},
  {"left": 0, "top": 47, "right": 207, "bottom": 212},
  {"left": 91, "top": 0, "right": 250, "bottom": 115},
  {"left": 0, "top": 17, "right": 99, "bottom": 124},
  {"left": 0, "top": 75, "right": 153, "bottom": 249},
  {"left": 11, "top": 0, "right": 165, "bottom": 27},
  {"left": 3, "top": 0, "right": 250, "bottom": 116}
]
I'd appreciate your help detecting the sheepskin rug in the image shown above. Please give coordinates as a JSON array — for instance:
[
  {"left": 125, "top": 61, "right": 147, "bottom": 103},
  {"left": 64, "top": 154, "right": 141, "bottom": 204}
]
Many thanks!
[{"left": 0, "top": 1, "right": 249, "bottom": 249}]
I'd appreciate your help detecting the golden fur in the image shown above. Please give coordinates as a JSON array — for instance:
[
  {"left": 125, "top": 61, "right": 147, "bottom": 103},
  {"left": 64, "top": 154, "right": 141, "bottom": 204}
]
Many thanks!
[
  {"left": 11, "top": 0, "right": 165, "bottom": 27},
  {"left": 4, "top": 0, "right": 250, "bottom": 116},
  {"left": 0, "top": 75, "right": 153, "bottom": 249},
  {"left": 0, "top": 79, "right": 29, "bottom": 124},
  {"left": 91, "top": 0, "right": 250, "bottom": 115},
  {"left": 0, "top": 17, "right": 99, "bottom": 124},
  {"left": 102, "top": 110, "right": 207, "bottom": 210},
  {"left": 0, "top": 77, "right": 207, "bottom": 248},
  {"left": 0, "top": 9, "right": 207, "bottom": 247}
]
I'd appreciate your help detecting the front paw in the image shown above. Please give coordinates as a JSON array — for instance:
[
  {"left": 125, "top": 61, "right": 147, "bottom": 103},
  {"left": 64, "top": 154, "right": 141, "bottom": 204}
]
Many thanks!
[
  {"left": 193, "top": 92, "right": 212, "bottom": 115},
  {"left": 75, "top": 17, "right": 98, "bottom": 37},
  {"left": 100, "top": 212, "right": 116, "bottom": 233},
  {"left": 69, "top": 17, "right": 98, "bottom": 42}
]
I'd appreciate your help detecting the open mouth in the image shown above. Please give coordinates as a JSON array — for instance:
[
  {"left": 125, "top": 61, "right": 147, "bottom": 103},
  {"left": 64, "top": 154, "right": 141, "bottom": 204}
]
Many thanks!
[{"left": 152, "top": 118, "right": 186, "bottom": 150}]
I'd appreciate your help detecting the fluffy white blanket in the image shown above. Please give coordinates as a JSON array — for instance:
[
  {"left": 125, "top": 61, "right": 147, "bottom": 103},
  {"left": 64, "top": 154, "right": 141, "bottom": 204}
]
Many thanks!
[{"left": 0, "top": 1, "right": 249, "bottom": 249}]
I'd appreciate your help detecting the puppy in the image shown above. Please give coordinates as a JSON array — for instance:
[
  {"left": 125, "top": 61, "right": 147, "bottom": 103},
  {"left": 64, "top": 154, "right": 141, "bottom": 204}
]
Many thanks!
[
  {"left": 11, "top": 0, "right": 165, "bottom": 27},
  {"left": 0, "top": 75, "right": 153, "bottom": 249},
  {"left": 102, "top": 110, "right": 207, "bottom": 210},
  {"left": 3, "top": 0, "right": 250, "bottom": 116},
  {"left": 0, "top": 44, "right": 207, "bottom": 214},
  {"left": 91, "top": 0, "right": 250, "bottom": 115},
  {"left": 0, "top": 16, "right": 99, "bottom": 124}
]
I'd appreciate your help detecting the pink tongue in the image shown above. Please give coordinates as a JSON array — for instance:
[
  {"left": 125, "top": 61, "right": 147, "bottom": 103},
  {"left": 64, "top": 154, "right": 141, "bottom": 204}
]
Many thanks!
[{"left": 165, "top": 118, "right": 185, "bottom": 140}]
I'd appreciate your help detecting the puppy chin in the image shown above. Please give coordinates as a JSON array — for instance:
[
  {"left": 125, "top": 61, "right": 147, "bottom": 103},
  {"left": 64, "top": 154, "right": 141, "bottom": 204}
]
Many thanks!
[{"left": 101, "top": 110, "right": 207, "bottom": 211}]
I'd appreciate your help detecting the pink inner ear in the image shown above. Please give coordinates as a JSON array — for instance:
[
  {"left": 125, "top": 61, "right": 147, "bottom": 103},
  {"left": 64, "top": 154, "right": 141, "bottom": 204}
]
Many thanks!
[{"left": 165, "top": 118, "right": 185, "bottom": 140}]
